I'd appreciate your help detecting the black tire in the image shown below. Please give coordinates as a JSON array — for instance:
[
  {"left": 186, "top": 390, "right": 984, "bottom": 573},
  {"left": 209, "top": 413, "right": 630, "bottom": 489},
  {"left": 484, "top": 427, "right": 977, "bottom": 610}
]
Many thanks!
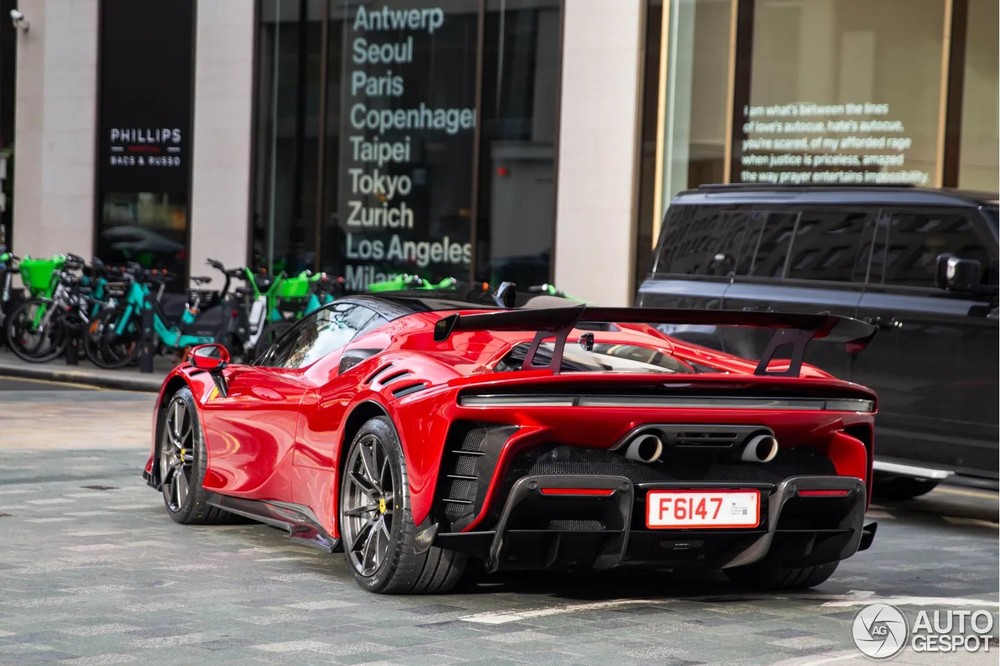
[
  {"left": 82, "top": 309, "right": 140, "bottom": 369},
  {"left": 339, "top": 416, "right": 467, "bottom": 594},
  {"left": 724, "top": 559, "right": 838, "bottom": 591},
  {"left": 158, "top": 387, "right": 233, "bottom": 525},
  {"left": 4, "top": 298, "right": 67, "bottom": 363},
  {"left": 872, "top": 473, "right": 939, "bottom": 501}
]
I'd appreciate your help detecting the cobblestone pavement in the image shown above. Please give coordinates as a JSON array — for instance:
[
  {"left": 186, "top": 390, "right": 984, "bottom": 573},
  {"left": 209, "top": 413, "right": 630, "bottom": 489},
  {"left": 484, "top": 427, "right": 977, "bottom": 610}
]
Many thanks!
[{"left": 1, "top": 382, "right": 997, "bottom": 664}]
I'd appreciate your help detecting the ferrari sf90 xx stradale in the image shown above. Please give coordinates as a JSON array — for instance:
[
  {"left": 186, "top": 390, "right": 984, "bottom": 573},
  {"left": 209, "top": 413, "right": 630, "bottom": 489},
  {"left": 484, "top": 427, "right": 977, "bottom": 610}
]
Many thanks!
[{"left": 143, "top": 293, "right": 879, "bottom": 594}]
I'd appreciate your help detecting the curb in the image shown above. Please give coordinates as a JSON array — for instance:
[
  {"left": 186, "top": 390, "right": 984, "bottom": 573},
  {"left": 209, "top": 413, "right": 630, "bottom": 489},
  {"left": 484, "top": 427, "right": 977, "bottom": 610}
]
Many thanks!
[{"left": 0, "top": 362, "right": 164, "bottom": 392}]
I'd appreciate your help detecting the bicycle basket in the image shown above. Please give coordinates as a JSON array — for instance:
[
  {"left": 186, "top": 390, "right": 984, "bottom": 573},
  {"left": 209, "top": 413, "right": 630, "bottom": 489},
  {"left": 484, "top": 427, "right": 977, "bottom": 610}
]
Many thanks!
[
  {"left": 19, "top": 255, "right": 66, "bottom": 295},
  {"left": 276, "top": 274, "right": 311, "bottom": 298}
]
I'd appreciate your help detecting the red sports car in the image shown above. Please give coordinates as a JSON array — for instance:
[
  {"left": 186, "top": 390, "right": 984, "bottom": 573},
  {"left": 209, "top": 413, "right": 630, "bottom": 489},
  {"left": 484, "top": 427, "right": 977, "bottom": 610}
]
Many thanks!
[{"left": 143, "top": 294, "right": 879, "bottom": 594}]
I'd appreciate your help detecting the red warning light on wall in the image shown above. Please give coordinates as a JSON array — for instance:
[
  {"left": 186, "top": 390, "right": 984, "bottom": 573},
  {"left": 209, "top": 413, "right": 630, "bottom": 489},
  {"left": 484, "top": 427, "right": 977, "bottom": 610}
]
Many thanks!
[{"left": 496, "top": 166, "right": 509, "bottom": 177}]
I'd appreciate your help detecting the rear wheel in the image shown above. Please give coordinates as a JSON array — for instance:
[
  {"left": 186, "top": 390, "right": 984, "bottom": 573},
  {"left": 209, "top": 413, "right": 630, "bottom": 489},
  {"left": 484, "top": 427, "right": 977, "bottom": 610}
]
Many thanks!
[
  {"left": 724, "top": 559, "right": 838, "bottom": 590},
  {"left": 872, "top": 473, "right": 939, "bottom": 501},
  {"left": 82, "top": 309, "right": 140, "bottom": 369},
  {"left": 158, "top": 387, "right": 233, "bottom": 525},
  {"left": 339, "top": 416, "right": 466, "bottom": 594}
]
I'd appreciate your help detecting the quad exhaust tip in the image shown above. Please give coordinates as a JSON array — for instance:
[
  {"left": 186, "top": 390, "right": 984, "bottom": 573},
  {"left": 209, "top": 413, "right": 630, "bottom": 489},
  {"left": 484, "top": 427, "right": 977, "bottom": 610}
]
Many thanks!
[
  {"left": 622, "top": 430, "right": 777, "bottom": 464},
  {"left": 624, "top": 433, "right": 664, "bottom": 463},
  {"left": 741, "top": 434, "right": 779, "bottom": 463}
]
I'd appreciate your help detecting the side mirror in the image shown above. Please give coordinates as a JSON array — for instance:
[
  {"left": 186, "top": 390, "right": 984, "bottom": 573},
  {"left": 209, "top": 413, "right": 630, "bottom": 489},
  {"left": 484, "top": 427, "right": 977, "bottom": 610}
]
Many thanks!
[
  {"left": 188, "top": 343, "right": 230, "bottom": 371},
  {"left": 935, "top": 254, "right": 982, "bottom": 291}
]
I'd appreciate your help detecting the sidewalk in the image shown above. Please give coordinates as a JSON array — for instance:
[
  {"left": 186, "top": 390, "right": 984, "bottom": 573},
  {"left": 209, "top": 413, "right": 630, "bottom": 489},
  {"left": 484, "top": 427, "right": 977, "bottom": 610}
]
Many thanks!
[{"left": 0, "top": 347, "right": 172, "bottom": 392}]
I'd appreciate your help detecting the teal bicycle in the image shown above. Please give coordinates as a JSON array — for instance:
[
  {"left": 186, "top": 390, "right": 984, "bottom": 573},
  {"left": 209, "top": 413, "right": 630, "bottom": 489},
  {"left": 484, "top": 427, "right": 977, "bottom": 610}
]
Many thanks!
[{"left": 82, "top": 262, "right": 237, "bottom": 369}]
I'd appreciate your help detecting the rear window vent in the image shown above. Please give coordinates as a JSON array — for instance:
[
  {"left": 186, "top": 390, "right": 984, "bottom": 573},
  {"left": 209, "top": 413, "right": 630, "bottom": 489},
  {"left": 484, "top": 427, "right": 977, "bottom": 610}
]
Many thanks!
[
  {"left": 391, "top": 381, "right": 427, "bottom": 398},
  {"left": 365, "top": 362, "right": 394, "bottom": 384},
  {"left": 378, "top": 369, "right": 412, "bottom": 386}
]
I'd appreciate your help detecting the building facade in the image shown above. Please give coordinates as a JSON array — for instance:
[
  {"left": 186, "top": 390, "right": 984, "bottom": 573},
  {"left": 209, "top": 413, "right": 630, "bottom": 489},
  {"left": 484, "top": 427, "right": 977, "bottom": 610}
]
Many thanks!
[{"left": 3, "top": 0, "right": 997, "bottom": 306}]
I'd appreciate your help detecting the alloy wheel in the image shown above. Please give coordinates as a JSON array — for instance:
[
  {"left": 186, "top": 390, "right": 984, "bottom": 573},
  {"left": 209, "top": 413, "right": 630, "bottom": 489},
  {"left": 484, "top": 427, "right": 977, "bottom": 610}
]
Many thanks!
[
  {"left": 160, "top": 397, "right": 195, "bottom": 512},
  {"left": 342, "top": 433, "right": 395, "bottom": 577}
]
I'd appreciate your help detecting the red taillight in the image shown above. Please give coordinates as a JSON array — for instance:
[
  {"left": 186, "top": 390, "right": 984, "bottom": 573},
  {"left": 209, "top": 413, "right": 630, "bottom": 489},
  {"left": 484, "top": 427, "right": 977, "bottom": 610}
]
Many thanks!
[
  {"left": 798, "top": 489, "right": 850, "bottom": 498},
  {"left": 539, "top": 488, "right": 615, "bottom": 497}
]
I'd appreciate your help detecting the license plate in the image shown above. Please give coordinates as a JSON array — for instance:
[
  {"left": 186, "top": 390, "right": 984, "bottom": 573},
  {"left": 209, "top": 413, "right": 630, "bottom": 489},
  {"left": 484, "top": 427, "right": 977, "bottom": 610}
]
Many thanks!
[{"left": 646, "top": 490, "right": 760, "bottom": 529}]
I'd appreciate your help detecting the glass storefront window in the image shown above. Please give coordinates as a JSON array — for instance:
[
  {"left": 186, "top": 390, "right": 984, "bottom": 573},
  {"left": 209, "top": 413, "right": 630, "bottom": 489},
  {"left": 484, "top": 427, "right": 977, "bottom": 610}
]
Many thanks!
[
  {"left": 740, "top": 0, "right": 946, "bottom": 188},
  {"left": 958, "top": 0, "right": 999, "bottom": 190},
  {"left": 97, "top": 193, "right": 188, "bottom": 277},
  {"left": 328, "top": 1, "right": 478, "bottom": 290},
  {"left": 97, "top": 0, "right": 194, "bottom": 286},
  {"left": 476, "top": 0, "right": 561, "bottom": 288},
  {"left": 255, "top": 0, "right": 563, "bottom": 293},
  {"left": 660, "top": 0, "right": 732, "bottom": 201},
  {"left": 253, "top": 0, "right": 325, "bottom": 276},
  {"left": 640, "top": 0, "right": 995, "bottom": 301}
]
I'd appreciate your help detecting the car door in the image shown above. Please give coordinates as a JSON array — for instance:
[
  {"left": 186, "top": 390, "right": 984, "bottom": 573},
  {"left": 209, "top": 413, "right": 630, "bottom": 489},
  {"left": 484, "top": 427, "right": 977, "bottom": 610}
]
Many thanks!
[
  {"left": 289, "top": 302, "right": 383, "bottom": 471},
  {"left": 198, "top": 361, "right": 311, "bottom": 500},
  {"left": 199, "top": 304, "right": 377, "bottom": 500},
  {"left": 720, "top": 207, "right": 872, "bottom": 380},
  {"left": 853, "top": 208, "right": 999, "bottom": 479}
]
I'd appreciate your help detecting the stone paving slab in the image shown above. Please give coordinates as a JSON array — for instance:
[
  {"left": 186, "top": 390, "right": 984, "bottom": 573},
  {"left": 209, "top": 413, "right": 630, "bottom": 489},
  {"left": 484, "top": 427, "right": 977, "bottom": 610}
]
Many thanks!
[
  {"left": 1, "top": 384, "right": 998, "bottom": 664},
  {"left": 0, "top": 446, "right": 996, "bottom": 664}
]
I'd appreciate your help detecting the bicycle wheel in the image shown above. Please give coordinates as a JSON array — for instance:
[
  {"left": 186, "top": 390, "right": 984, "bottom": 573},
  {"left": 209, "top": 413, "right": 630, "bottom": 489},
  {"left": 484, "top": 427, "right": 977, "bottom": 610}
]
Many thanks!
[
  {"left": 82, "top": 308, "right": 141, "bottom": 369},
  {"left": 5, "top": 299, "right": 67, "bottom": 363}
]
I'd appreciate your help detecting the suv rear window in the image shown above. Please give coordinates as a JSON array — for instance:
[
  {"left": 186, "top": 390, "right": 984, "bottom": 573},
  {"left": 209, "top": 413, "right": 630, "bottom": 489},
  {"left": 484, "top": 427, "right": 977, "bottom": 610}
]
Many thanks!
[
  {"left": 784, "top": 210, "right": 870, "bottom": 282},
  {"left": 653, "top": 207, "right": 754, "bottom": 276},
  {"left": 655, "top": 206, "right": 872, "bottom": 282}
]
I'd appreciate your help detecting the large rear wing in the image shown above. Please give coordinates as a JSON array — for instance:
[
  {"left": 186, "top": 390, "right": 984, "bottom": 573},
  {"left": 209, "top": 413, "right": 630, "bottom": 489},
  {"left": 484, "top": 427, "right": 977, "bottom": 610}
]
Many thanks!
[{"left": 432, "top": 305, "right": 876, "bottom": 377}]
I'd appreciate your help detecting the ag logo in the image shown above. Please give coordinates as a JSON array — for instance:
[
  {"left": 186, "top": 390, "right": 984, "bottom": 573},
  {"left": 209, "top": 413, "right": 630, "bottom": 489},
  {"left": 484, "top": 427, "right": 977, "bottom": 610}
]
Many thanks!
[{"left": 852, "top": 603, "right": 908, "bottom": 659}]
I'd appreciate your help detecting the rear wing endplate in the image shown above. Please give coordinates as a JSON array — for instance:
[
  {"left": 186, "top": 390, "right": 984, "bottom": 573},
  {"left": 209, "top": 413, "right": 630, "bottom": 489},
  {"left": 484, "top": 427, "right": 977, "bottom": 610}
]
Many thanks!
[{"left": 433, "top": 305, "right": 876, "bottom": 377}]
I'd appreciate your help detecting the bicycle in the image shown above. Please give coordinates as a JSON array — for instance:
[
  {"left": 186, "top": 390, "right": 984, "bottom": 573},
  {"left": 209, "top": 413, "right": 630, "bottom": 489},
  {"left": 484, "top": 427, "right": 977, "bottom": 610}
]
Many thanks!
[
  {"left": 82, "top": 262, "right": 233, "bottom": 369},
  {"left": 83, "top": 258, "right": 275, "bottom": 368},
  {"left": 365, "top": 274, "right": 501, "bottom": 306},
  {"left": 247, "top": 272, "right": 347, "bottom": 361},
  {"left": 4, "top": 254, "right": 97, "bottom": 362},
  {"left": 0, "top": 247, "right": 22, "bottom": 349},
  {"left": 367, "top": 274, "right": 458, "bottom": 293}
]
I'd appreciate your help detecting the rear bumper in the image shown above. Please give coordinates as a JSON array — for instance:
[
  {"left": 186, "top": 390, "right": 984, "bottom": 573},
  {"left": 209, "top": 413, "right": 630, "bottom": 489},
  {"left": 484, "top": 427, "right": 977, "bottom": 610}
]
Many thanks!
[{"left": 434, "top": 474, "right": 874, "bottom": 573}]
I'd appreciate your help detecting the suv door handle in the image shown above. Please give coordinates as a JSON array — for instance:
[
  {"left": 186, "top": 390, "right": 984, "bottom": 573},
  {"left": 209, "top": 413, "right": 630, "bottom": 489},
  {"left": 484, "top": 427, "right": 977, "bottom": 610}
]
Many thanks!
[
  {"left": 741, "top": 305, "right": 773, "bottom": 312},
  {"left": 864, "top": 315, "right": 902, "bottom": 329}
]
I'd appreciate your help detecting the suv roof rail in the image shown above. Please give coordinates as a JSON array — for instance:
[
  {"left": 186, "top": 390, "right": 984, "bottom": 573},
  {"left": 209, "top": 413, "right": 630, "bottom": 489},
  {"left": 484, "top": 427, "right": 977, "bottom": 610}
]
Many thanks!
[{"left": 694, "top": 183, "right": 917, "bottom": 191}]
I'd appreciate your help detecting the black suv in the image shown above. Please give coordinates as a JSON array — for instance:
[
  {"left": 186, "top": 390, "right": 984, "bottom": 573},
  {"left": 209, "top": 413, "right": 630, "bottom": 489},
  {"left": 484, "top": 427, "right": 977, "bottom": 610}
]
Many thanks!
[{"left": 637, "top": 185, "right": 999, "bottom": 497}]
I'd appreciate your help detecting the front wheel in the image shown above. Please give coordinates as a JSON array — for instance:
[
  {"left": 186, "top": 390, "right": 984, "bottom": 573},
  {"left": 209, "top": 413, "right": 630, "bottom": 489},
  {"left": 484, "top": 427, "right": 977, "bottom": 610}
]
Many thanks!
[
  {"left": 158, "top": 387, "right": 233, "bottom": 525},
  {"left": 5, "top": 299, "right": 67, "bottom": 363},
  {"left": 339, "top": 416, "right": 466, "bottom": 594}
]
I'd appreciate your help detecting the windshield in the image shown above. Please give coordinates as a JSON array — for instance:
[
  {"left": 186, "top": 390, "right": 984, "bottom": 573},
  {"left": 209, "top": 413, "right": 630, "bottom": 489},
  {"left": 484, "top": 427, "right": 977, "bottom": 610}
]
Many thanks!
[{"left": 495, "top": 341, "right": 694, "bottom": 374}]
